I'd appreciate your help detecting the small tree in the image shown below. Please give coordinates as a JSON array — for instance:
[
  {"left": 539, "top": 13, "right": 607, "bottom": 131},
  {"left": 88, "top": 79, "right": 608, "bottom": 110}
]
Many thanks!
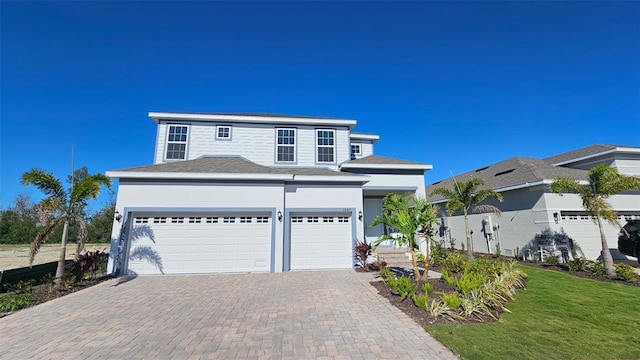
[
  {"left": 21, "top": 168, "right": 111, "bottom": 289},
  {"left": 549, "top": 164, "right": 640, "bottom": 279},
  {"left": 370, "top": 194, "right": 440, "bottom": 281},
  {"left": 430, "top": 178, "right": 503, "bottom": 261}
]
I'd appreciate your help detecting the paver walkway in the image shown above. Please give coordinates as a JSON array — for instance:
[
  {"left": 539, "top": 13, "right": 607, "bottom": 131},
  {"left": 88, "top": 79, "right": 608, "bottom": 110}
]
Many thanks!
[{"left": 0, "top": 270, "right": 457, "bottom": 359}]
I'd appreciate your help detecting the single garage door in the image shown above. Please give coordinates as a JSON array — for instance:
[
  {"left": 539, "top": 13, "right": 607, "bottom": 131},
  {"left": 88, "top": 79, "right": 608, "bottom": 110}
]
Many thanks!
[
  {"left": 126, "top": 213, "right": 272, "bottom": 275},
  {"left": 290, "top": 213, "right": 353, "bottom": 270}
]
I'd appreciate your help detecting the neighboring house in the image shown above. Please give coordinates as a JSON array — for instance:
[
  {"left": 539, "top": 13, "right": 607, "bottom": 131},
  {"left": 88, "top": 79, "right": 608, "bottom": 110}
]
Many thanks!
[
  {"left": 107, "top": 112, "right": 431, "bottom": 275},
  {"left": 426, "top": 144, "right": 640, "bottom": 261}
]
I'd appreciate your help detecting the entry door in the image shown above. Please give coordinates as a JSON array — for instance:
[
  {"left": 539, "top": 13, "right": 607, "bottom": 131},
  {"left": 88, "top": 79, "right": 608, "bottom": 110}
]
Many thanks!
[{"left": 364, "top": 198, "right": 392, "bottom": 246}]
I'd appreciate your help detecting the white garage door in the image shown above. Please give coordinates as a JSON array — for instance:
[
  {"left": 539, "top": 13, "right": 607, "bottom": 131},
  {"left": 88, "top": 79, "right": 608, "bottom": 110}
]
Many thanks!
[
  {"left": 290, "top": 214, "right": 353, "bottom": 270},
  {"left": 126, "top": 213, "right": 272, "bottom": 275}
]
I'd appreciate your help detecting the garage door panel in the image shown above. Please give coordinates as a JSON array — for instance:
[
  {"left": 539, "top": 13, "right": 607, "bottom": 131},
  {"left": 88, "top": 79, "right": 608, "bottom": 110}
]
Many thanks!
[
  {"left": 127, "top": 213, "right": 272, "bottom": 275},
  {"left": 290, "top": 214, "right": 353, "bottom": 270}
]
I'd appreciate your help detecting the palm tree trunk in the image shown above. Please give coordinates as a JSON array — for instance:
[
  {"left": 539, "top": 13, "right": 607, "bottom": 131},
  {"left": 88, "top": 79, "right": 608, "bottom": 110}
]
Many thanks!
[
  {"left": 409, "top": 249, "right": 422, "bottom": 281},
  {"left": 596, "top": 214, "right": 616, "bottom": 279},
  {"left": 54, "top": 220, "right": 69, "bottom": 289},
  {"left": 464, "top": 211, "right": 474, "bottom": 261}
]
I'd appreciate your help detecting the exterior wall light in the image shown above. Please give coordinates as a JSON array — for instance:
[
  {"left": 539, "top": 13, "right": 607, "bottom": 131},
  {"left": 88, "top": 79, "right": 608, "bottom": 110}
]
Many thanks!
[
  {"left": 277, "top": 210, "right": 283, "bottom": 222},
  {"left": 114, "top": 211, "right": 122, "bottom": 223},
  {"left": 553, "top": 212, "right": 559, "bottom": 224},
  {"left": 358, "top": 210, "right": 363, "bottom": 221}
]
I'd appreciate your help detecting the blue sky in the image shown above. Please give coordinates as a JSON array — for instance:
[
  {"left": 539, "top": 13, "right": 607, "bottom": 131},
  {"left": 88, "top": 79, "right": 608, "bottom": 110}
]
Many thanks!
[{"left": 2, "top": 1, "right": 639, "bottom": 212}]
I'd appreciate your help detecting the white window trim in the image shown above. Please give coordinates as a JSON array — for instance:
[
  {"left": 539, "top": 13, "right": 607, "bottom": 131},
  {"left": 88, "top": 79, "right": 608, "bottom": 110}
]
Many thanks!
[
  {"left": 276, "top": 127, "right": 296, "bottom": 163},
  {"left": 165, "top": 124, "right": 189, "bottom": 161},
  {"left": 351, "top": 144, "right": 362, "bottom": 156},
  {"left": 316, "top": 129, "right": 336, "bottom": 164},
  {"left": 215, "top": 125, "right": 232, "bottom": 140}
]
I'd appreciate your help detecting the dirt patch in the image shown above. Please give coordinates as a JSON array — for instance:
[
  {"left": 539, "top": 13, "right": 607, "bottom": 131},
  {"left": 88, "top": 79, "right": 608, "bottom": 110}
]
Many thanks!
[{"left": 0, "top": 244, "right": 109, "bottom": 271}]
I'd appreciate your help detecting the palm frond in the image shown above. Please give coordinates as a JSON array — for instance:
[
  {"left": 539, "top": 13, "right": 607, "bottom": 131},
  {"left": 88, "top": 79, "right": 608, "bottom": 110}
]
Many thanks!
[
  {"left": 70, "top": 174, "right": 112, "bottom": 204},
  {"left": 549, "top": 177, "right": 584, "bottom": 195},
  {"left": 473, "top": 204, "right": 502, "bottom": 215},
  {"left": 30, "top": 217, "right": 65, "bottom": 265},
  {"left": 21, "top": 169, "right": 66, "bottom": 200}
]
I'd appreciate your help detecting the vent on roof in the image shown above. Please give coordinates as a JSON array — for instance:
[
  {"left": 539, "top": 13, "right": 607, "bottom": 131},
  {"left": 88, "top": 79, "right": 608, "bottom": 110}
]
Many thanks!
[
  {"left": 475, "top": 166, "right": 489, "bottom": 172},
  {"left": 432, "top": 181, "right": 441, "bottom": 185},
  {"left": 495, "top": 169, "right": 515, "bottom": 176}
]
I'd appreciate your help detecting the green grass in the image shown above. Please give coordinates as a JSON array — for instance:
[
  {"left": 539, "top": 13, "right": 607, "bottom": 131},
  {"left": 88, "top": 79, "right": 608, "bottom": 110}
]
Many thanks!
[{"left": 426, "top": 266, "right": 640, "bottom": 360}]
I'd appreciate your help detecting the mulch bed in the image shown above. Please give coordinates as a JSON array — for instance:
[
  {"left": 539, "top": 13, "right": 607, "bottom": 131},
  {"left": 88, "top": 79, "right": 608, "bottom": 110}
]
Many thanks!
[
  {"left": 1, "top": 276, "right": 114, "bottom": 318},
  {"left": 369, "top": 267, "right": 504, "bottom": 327},
  {"left": 517, "top": 261, "right": 640, "bottom": 287}
]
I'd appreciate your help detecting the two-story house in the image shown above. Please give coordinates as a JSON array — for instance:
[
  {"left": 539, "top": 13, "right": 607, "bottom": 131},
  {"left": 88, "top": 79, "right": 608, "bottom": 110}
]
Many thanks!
[{"left": 107, "top": 112, "right": 432, "bottom": 275}]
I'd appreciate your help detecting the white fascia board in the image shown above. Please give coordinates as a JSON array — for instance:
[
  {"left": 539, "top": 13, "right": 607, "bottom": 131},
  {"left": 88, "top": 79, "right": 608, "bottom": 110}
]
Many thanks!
[
  {"left": 350, "top": 133, "right": 380, "bottom": 143},
  {"left": 290, "top": 175, "right": 370, "bottom": 183},
  {"left": 149, "top": 112, "right": 357, "bottom": 129},
  {"left": 340, "top": 163, "right": 433, "bottom": 170},
  {"left": 105, "top": 171, "right": 292, "bottom": 181},
  {"left": 552, "top": 147, "right": 640, "bottom": 166}
]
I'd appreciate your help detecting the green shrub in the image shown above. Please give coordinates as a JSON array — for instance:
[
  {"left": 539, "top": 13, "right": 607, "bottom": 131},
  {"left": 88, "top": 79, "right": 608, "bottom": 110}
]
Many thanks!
[
  {"left": 443, "top": 253, "right": 467, "bottom": 273},
  {"left": 428, "top": 299, "right": 463, "bottom": 321},
  {"left": 614, "top": 263, "right": 638, "bottom": 282},
  {"left": 545, "top": 255, "right": 559, "bottom": 266},
  {"left": 412, "top": 293, "right": 429, "bottom": 309},
  {"left": 590, "top": 261, "right": 608, "bottom": 277},
  {"left": 422, "top": 282, "right": 435, "bottom": 295},
  {"left": 394, "top": 276, "right": 417, "bottom": 301},
  {"left": 442, "top": 268, "right": 488, "bottom": 295},
  {"left": 378, "top": 268, "right": 393, "bottom": 283},
  {"left": 466, "top": 258, "right": 504, "bottom": 277},
  {"left": 430, "top": 241, "right": 447, "bottom": 267},
  {"left": 0, "top": 292, "right": 33, "bottom": 313},
  {"left": 415, "top": 252, "right": 425, "bottom": 263},
  {"left": 440, "top": 292, "right": 461, "bottom": 309},
  {"left": 567, "top": 257, "right": 588, "bottom": 271}
]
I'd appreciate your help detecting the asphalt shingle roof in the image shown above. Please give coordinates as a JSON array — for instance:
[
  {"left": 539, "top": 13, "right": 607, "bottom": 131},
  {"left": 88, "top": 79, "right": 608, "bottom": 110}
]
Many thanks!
[
  {"left": 113, "top": 156, "right": 365, "bottom": 177},
  {"left": 543, "top": 144, "right": 619, "bottom": 165},
  {"left": 426, "top": 157, "right": 589, "bottom": 202},
  {"left": 343, "top": 155, "right": 428, "bottom": 166}
]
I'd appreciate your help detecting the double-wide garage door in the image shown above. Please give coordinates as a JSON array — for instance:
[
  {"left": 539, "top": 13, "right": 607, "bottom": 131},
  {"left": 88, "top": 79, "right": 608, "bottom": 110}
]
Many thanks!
[
  {"left": 126, "top": 213, "right": 272, "bottom": 275},
  {"left": 290, "top": 213, "right": 353, "bottom": 270}
]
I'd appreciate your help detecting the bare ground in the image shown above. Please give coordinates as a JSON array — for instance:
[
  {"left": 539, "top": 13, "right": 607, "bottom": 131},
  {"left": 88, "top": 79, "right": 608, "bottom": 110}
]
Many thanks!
[{"left": 0, "top": 244, "right": 109, "bottom": 270}]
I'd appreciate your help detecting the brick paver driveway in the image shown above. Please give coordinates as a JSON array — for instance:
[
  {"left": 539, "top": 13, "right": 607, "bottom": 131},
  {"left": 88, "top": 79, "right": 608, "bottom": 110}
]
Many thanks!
[{"left": 0, "top": 271, "right": 457, "bottom": 359}]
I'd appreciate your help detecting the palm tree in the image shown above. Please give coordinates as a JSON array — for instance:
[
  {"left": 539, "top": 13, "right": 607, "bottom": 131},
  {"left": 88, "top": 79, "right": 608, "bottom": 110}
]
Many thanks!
[
  {"left": 430, "top": 178, "right": 503, "bottom": 261},
  {"left": 370, "top": 194, "right": 440, "bottom": 281},
  {"left": 21, "top": 168, "right": 111, "bottom": 288},
  {"left": 549, "top": 164, "right": 640, "bottom": 279}
]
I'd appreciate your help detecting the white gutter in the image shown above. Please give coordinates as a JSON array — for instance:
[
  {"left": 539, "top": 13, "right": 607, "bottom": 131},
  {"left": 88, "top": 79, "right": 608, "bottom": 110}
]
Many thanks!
[
  {"left": 350, "top": 133, "right": 380, "bottom": 143},
  {"left": 341, "top": 163, "right": 433, "bottom": 170},
  {"left": 149, "top": 112, "right": 357, "bottom": 128},
  {"left": 106, "top": 171, "right": 292, "bottom": 181},
  {"left": 291, "top": 175, "right": 370, "bottom": 183}
]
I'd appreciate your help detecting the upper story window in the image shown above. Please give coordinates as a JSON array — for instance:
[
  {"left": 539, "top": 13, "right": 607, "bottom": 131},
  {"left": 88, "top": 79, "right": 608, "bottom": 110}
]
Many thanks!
[
  {"left": 351, "top": 144, "right": 362, "bottom": 157},
  {"left": 166, "top": 125, "right": 188, "bottom": 160},
  {"left": 316, "top": 129, "right": 335, "bottom": 163},
  {"left": 276, "top": 128, "right": 296, "bottom": 162},
  {"left": 216, "top": 125, "right": 232, "bottom": 140}
]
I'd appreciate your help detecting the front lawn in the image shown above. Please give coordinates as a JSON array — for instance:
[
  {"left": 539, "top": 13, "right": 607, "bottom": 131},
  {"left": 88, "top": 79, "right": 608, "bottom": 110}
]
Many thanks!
[{"left": 426, "top": 266, "right": 640, "bottom": 360}]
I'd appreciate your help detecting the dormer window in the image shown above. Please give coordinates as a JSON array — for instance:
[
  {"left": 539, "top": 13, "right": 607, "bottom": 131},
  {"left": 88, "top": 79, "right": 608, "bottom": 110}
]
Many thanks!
[
  {"left": 317, "top": 129, "right": 336, "bottom": 163},
  {"left": 165, "top": 125, "right": 188, "bottom": 160},
  {"left": 351, "top": 144, "right": 362, "bottom": 157},
  {"left": 216, "top": 125, "right": 232, "bottom": 140},
  {"left": 276, "top": 128, "right": 296, "bottom": 162}
]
